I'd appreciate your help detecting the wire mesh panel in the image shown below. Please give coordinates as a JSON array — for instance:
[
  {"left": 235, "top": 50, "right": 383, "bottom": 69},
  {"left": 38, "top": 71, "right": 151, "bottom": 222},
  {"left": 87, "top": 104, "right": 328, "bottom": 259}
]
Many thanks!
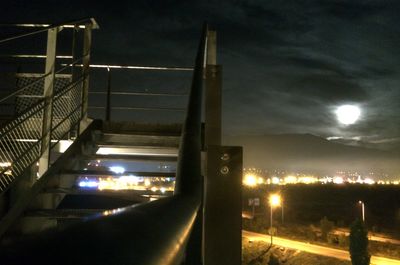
[
  {"left": 0, "top": 100, "right": 45, "bottom": 191},
  {"left": 15, "top": 73, "right": 71, "bottom": 115},
  {"left": 50, "top": 77, "right": 83, "bottom": 145},
  {"left": 0, "top": 18, "right": 97, "bottom": 194}
]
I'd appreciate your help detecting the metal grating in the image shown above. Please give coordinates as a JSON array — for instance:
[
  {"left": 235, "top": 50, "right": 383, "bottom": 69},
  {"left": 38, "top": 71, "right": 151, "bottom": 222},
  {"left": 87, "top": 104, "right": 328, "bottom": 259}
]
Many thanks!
[
  {"left": 0, "top": 74, "right": 83, "bottom": 193},
  {"left": 50, "top": 78, "right": 83, "bottom": 144},
  {"left": 15, "top": 73, "right": 72, "bottom": 115},
  {"left": 0, "top": 100, "right": 45, "bottom": 191}
]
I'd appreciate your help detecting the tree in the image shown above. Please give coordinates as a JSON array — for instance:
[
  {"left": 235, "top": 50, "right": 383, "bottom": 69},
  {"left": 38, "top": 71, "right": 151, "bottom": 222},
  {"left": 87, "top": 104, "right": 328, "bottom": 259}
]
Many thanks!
[
  {"left": 349, "top": 219, "right": 370, "bottom": 265},
  {"left": 320, "top": 216, "right": 334, "bottom": 241}
]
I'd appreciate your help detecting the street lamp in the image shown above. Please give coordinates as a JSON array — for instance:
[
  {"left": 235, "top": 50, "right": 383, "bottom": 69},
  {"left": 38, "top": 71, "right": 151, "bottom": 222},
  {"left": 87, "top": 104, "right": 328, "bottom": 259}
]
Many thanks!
[
  {"left": 358, "top": 201, "right": 365, "bottom": 222},
  {"left": 269, "top": 194, "right": 281, "bottom": 245}
]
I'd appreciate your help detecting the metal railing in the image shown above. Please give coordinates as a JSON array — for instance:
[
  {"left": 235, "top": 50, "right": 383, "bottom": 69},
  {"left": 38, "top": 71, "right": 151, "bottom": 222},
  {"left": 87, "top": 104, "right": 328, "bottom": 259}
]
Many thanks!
[
  {"left": 2, "top": 23, "right": 209, "bottom": 265},
  {"left": 84, "top": 64, "right": 194, "bottom": 123},
  {"left": 0, "top": 18, "right": 98, "bottom": 193}
]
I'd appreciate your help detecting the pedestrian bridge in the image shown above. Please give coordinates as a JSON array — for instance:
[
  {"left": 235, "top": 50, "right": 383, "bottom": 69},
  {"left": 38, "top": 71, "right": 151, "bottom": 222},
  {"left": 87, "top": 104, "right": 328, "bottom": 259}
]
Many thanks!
[{"left": 0, "top": 18, "right": 242, "bottom": 265}]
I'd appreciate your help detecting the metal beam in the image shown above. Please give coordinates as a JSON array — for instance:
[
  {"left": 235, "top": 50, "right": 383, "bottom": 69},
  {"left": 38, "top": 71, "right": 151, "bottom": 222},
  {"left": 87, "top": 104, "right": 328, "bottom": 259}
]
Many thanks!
[
  {"left": 38, "top": 27, "right": 59, "bottom": 177},
  {"left": 79, "top": 22, "right": 92, "bottom": 134}
]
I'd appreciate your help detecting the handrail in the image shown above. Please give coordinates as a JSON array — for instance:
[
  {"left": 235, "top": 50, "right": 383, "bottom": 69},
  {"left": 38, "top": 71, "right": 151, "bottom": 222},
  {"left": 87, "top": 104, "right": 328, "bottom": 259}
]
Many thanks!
[
  {"left": 174, "top": 23, "right": 207, "bottom": 196},
  {"left": 0, "top": 17, "right": 98, "bottom": 44},
  {"left": 1, "top": 24, "right": 209, "bottom": 265},
  {"left": 82, "top": 63, "right": 194, "bottom": 120},
  {"left": 65, "top": 63, "right": 193, "bottom": 71},
  {"left": 89, "top": 91, "right": 187, "bottom": 96}
]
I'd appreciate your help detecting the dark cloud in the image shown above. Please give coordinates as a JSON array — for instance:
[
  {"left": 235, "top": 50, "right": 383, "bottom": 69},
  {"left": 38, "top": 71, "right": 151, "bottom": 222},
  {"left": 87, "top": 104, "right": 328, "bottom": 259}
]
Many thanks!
[{"left": 2, "top": 0, "right": 400, "bottom": 150}]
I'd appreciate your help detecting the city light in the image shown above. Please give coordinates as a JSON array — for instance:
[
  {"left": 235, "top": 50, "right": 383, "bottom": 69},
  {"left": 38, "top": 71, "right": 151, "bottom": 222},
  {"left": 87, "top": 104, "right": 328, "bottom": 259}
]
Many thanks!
[
  {"left": 243, "top": 174, "right": 258, "bottom": 187},
  {"left": 284, "top": 176, "right": 297, "bottom": 184},
  {"left": 78, "top": 180, "right": 99, "bottom": 188},
  {"left": 333, "top": 176, "right": 344, "bottom": 184},
  {"left": 77, "top": 176, "right": 174, "bottom": 192},
  {"left": 243, "top": 168, "right": 400, "bottom": 186},
  {"left": 109, "top": 166, "right": 125, "bottom": 174}
]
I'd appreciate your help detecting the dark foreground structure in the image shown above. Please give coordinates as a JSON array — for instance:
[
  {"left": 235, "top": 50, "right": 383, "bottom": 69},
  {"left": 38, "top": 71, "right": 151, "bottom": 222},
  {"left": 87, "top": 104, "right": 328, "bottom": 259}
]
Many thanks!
[{"left": 0, "top": 19, "right": 242, "bottom": 265}]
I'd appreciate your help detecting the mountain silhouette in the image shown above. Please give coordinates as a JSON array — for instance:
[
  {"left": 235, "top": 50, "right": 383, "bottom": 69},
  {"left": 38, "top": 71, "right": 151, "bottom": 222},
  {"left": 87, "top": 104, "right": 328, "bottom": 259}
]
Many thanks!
[{"left": 224, "top": 134, "right": 400, "bottom": 175}]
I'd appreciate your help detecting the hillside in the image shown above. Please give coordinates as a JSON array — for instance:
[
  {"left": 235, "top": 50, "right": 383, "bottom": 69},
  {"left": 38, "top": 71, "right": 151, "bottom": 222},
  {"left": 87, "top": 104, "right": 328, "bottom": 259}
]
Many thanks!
[{"left": 224, "top": 134, "right": 400, "bottom": 174}]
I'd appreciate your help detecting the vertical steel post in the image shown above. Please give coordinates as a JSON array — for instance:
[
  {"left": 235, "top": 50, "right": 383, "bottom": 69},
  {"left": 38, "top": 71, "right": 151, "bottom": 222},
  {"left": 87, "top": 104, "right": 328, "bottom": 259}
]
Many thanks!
[
  {"left": 67, "top": 26, "right": 78, "bottom": 137},
  {"left": 203, "top": 30, "right": 243, "bottom": 265},
  {"left": 270, "top": 205, "right": 273, "bottom": 245},
  {"left": 206, "top": 31, "right": 217, "bottom": 65},
  {"left": 362, "top": 203, "right": 365, "bottom": 222},
  {"left": 106, "top": 67, "right": 111, "bottom": 121},
  {"left": 203, "top": 146, "right": 242, "bottom": 265},
  {"left": 38, "top": 27, "right": 58, "bottom": 177},
  {"left": 79, "top": 23, "right": 92, "bottom": 134},
  {"left": 205, "top": 30, "right": 221, "bottom": 146}
]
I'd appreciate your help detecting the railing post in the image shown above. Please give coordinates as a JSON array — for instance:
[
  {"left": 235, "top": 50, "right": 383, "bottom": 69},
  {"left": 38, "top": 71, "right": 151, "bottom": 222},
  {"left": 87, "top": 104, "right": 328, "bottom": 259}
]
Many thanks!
[
  {"left": 68, "top": 26, "right": 78, "bottom": 137},
  {"left": 203, "top": 30, "right": 242, "bottom": 265},
  {"left": 38, "top": 27, "right": 58, "bottom": 177},
  {"left": 79, "top": 23, "right": 92, "bottom": 134},
  {"left": 205, "top": 30, "right": 221, "bottom": 146},
  {"left": 203, "top": 146, "right": 242, "bottom": 265},
  {"left": 106, "top": 67, "right": 111, "bottom": 121}
]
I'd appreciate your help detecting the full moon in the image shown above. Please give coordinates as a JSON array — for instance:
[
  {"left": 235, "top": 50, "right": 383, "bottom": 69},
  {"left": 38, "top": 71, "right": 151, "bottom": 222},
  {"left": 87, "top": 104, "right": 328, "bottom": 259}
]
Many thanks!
[{"left": 335, "top": 105, "right": 361, "bottom": 125}]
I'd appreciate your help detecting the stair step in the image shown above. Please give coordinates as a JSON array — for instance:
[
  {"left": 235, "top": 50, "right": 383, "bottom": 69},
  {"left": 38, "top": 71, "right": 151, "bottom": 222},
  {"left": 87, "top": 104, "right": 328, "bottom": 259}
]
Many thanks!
[
  {"left": 60, "top": 169, "right": 176, "bottom": 178},
  {"left": 83, "top": 154, "right": 178, "bottom": 162},
  {"left": 95, "top": 146, "right": 178, "bottom": 157},
  {"left": 98, "top": 133, "right": 180, "bottom": 148},
  {"left": 42, "top": 187, "right": 173, "bottom": 197}
]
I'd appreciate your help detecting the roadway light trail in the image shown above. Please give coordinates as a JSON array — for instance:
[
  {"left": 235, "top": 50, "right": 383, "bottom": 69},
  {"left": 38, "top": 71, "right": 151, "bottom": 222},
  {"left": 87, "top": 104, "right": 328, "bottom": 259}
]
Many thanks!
[{"left": 243, "top": 230, "right": 400, "bottom": 265}]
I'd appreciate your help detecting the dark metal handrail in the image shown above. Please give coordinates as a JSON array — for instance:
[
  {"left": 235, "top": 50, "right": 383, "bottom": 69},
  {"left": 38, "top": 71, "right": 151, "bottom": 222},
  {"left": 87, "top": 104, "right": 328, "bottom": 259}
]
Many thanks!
[
  {"left": 0, "top": 18, "right": 98, "bottom": 44},
  {"left": 2, "top": 24, "right": 209, "bottom": 265}
]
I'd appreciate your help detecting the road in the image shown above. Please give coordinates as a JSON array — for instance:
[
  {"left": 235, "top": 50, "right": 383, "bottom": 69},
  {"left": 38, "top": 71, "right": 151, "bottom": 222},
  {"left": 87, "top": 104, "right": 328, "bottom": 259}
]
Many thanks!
[
  {"left": 333, "top": 228, "right": 400, "bottom": 245},
  {"left": 243, "top": 230, "right": 400, "bottom": 265}
]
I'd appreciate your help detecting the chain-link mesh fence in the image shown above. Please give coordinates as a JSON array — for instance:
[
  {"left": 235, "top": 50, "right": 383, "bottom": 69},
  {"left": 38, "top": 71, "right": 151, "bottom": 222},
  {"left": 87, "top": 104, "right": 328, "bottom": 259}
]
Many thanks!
[{"left": 0, "top": 19, "right": 96, "bottom": 194}]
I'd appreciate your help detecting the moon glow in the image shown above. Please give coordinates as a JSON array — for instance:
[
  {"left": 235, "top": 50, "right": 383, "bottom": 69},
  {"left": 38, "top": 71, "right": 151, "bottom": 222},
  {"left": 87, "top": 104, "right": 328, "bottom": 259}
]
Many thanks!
[{"left": 335, "top": 105, "right": 361, "bottom": 125}]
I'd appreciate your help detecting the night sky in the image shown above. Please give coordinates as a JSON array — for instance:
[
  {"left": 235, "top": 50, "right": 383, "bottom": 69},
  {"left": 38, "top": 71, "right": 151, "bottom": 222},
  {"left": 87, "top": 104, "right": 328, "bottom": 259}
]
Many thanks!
[{"left": 3, "top": 0, "right": 400, "bottom": 151}]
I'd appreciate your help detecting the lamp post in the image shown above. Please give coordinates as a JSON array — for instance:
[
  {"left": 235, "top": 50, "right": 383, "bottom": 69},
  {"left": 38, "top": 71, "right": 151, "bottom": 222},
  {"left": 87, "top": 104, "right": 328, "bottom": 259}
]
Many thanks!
[
  {"left": 269, "top": 194, "right": 281, "bottom": 245},
  {"left": 358, "top": 201, "right": 365, "bottom": 222},
  {"left": 281, "top": 198, "right": 284, "bottom": 224}
]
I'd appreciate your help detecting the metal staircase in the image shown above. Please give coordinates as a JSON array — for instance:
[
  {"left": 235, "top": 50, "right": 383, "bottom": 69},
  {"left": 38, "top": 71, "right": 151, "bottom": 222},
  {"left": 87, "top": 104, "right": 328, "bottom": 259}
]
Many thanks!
[{"left": 0, "top": 19, "right": 242, "bottom": 265}]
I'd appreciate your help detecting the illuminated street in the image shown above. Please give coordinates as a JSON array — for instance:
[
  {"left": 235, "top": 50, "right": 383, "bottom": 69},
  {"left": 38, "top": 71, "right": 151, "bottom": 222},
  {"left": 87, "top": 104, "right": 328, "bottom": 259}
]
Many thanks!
[{"left": 243, "top": 230, "right": 400, "bottom": 265}]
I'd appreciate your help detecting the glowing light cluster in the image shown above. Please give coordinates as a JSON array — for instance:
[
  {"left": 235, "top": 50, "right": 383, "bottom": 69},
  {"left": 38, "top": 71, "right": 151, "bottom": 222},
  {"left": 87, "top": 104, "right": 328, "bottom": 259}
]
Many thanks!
[
  {"left": 284, "top": 176, "right": 297, "bottom": 184},
  {"left": 79, "top": 180, "right": 99, "bottom": 188},
  {"left": 98, "top": 176, "right": 142, "bottom": 190},
  {"left": 103, "top": 208, "right": 125, "bottom": 216},
  {"left": 243, "top": 168, "right": 400, "bottom": 186},
  {"left": 333, "top": 177, "right": 344, "bottom": 184},
  {"left": 243, "top": 174, "right": 258, "bottom": 187},
  {"left": 298, "top": 176, "right": 318, "bottom": 184},
  {"left": 77, "top": 175, "right": 175, "bottom": 193}
]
